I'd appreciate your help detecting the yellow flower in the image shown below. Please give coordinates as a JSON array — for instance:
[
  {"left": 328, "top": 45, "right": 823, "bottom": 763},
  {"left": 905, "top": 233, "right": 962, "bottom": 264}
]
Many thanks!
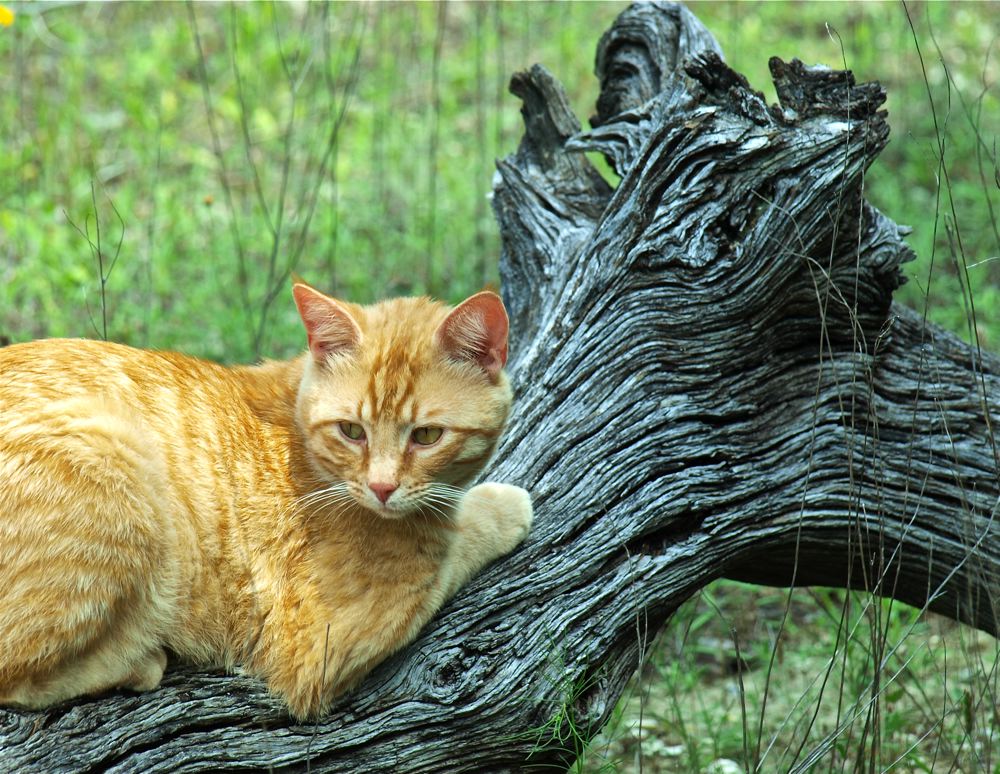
[{"left": 0, "top": 5, "right": 14, "bottom": 27}]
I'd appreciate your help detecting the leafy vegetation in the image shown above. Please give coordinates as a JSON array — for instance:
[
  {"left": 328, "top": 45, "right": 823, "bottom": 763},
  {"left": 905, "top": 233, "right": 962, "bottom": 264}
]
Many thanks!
[
  {"left": 2, "top": 2, "right": 998, "bottom": 771},
  {"left": 4, "top": 3, "right": 997, "bottom": 358},
  {"left": 580, "top": 585, "right": 999, "bottom": 772},
  {"left": 1, "top": 1, "right": 627, "bottom": 360}
]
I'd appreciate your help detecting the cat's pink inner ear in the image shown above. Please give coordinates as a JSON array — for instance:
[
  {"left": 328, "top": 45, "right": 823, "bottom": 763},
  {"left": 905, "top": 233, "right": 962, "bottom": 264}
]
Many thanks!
[
  {"left": 293, "top": 284, "right": 361, "bottom": 362},
  {"left": 435, "top": 291, "right": 509, "bottom": 378}
]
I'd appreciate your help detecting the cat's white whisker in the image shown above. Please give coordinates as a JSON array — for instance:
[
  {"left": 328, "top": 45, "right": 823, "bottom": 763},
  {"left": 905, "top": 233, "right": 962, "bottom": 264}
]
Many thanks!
[
  {"left": 416, "top": 502, "right": 454, "bottom": 527},
  {"left": 419, "top": 500, "right": 458, "bottom": 520},
  {"left": 420, "top": 494, "right": 458, "bottom": 512}
]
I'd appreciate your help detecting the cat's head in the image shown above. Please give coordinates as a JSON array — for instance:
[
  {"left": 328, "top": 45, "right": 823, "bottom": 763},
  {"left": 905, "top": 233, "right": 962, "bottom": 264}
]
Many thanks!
[{"left": 292, "top": 281, "right": 513, "bottom": 518}]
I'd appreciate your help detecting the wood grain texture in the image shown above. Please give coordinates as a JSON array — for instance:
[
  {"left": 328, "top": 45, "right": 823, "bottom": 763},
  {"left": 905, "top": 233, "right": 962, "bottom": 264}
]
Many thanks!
[{"left": 3, "top": 2, "right": 998, "bottom": 771}]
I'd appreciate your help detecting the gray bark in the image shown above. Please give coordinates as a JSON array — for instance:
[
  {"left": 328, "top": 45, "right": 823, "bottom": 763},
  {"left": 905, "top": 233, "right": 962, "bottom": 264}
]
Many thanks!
[{"left": 3, "top": 2, "right": 999, "bottom": 771}]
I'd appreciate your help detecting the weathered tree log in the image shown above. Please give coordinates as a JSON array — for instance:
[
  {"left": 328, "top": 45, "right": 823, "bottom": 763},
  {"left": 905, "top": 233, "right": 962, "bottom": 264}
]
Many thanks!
[{"left": 3, "top": 2, "right": 999, "bottom": 771}]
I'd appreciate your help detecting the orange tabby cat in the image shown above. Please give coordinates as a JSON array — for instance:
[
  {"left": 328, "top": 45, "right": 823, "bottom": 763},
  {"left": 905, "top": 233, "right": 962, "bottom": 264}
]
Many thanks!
[{"left": 0, "top": 282, "right": 532, "bottom": 719}]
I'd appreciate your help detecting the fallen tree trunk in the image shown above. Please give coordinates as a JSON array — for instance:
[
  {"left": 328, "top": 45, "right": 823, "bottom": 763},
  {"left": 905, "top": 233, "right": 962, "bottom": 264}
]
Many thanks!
[{"left": 3, "top": 2, "right": 999, "bottom": 771}]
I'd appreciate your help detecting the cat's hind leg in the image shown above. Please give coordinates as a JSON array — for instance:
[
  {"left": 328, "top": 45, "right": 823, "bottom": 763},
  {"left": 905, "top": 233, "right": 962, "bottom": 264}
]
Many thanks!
[
  {"left": 0, "top": 644, "right": 169, "bottom": 709},
  {"left": 125, "top": 647, "right": 169, "bottom": 692},
  {"left": 0, "top": 397, "right": 180, "bottom": 709}
]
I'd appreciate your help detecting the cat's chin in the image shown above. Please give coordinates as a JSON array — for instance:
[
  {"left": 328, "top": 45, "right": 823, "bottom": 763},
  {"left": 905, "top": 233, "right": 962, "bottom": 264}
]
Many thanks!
[
  {"left": 359, "top": 501, "right": 410, "bottom": 520},
  {"left": 360, "top": 500, "right": 445, "bottom": 522}
]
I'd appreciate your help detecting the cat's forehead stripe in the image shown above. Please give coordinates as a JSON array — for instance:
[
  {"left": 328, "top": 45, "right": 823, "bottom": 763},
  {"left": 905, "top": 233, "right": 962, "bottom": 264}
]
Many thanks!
[{"left": 368, "top": 344, "right": 419, "bottom": 418}]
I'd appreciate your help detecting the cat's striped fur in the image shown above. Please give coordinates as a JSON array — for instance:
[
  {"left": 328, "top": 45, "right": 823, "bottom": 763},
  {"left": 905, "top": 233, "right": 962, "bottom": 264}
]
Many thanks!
[{"left": 0, "top": 283, "right": 532, "bottom": 719}]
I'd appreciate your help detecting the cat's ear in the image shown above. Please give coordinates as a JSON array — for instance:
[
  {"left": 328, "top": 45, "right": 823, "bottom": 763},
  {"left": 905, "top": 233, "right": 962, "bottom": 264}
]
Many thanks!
[
  {"left": 435, "top": 291, "right": 509, "bottom": 379},
  {"left": 293, "top": 283, "right": 362, "bottom": 362}
]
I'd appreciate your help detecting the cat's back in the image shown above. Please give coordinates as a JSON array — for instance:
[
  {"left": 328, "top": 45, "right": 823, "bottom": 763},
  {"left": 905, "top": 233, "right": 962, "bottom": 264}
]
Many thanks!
[
  {"left": 0, "top": 338, "right": 300, "bottom": 506},
  {"left": 0, "top": 338, "right": 231, "bottom": 409},
  {"left": 0, "top": 338, "right": 271, "bottom": 490}
]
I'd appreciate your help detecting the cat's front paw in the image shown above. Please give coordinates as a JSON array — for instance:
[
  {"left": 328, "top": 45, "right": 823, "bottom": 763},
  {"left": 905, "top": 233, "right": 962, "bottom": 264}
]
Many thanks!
[{"left": 465, "top": 482, "right": 533, "bottom": 555}]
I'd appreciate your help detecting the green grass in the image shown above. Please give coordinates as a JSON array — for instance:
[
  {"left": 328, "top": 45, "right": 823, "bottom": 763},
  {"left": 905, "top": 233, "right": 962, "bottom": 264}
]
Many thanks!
[
  {"left": 2, "top": 1, "right": 999, "bottom": 771},
  {"left": 0, "top": 1, "right": 626, "bottom": 360},
  {"left": 579, "top": 583, "right": 1000, "bottom": 772},
  {"left": 3, "top": 2, "right": 998, "bottom": 357}
]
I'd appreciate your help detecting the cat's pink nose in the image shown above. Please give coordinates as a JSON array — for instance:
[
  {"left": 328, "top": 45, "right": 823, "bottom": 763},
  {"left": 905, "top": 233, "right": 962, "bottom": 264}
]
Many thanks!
[{"left": 369, "top": 482, "right": 398, "bottom": 504}]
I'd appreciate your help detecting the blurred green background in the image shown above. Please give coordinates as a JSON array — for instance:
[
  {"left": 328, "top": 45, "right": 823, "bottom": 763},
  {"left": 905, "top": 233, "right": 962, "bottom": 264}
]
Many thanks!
[
  {"left": 2, "top": 2, "right": 998, "bottom": 362},
  {"left": 2, "top": 2, "right": 998, "bottom": 771}
]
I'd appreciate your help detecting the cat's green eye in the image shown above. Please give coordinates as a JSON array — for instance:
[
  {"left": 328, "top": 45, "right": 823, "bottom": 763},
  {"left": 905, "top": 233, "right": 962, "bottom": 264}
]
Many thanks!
[
  {"left": 339, "top": 422, "right": 365, "bottom": 441},
  {"left": 411, "top": 426, "right": 443, "bottom": 446}
]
